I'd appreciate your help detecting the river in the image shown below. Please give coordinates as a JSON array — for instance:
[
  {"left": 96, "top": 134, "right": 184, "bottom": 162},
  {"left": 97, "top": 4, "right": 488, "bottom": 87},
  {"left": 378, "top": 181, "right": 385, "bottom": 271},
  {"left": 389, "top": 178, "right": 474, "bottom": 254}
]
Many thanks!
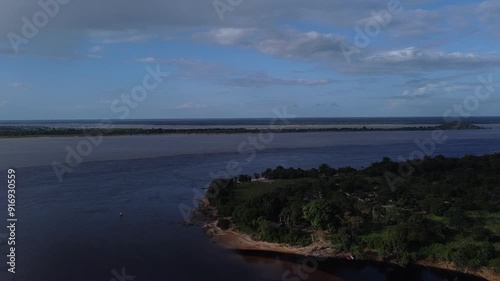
[{"left": 0, "top": 127, "right": 499, "bottom": 280}]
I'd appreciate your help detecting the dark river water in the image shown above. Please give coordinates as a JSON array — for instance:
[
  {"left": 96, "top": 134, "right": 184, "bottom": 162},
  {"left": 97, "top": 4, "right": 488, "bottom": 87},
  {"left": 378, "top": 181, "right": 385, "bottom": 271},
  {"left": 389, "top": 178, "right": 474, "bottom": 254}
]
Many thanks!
[{"left": 0, "top": 127, "right": 499, "bottom": 281}]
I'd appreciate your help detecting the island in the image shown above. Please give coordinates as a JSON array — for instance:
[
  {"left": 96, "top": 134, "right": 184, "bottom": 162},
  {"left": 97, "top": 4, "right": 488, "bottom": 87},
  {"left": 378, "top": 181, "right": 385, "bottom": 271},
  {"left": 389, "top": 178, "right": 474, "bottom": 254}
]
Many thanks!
[
  {"left": 0, "top": 122, "right": 485, "bottom": 138},
  {"left": 197, "top": 153, "right": 500, "bottom": 281}
]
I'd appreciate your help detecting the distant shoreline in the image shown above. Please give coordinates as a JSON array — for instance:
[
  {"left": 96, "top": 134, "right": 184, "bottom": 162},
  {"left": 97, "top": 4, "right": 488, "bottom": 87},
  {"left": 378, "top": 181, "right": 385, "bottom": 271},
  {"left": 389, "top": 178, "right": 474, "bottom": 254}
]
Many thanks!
[
  {"left": 0, "top": 123, "right": 486, "bottom": 138},
  {"left": 2, "top": 116, "right": 500, "bottom": 125}
]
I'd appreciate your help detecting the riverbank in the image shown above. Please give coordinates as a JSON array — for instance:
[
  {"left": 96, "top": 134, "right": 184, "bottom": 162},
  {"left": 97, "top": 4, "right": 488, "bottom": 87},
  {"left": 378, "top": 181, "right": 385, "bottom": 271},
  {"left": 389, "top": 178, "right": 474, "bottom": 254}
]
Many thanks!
[
  {"left": 193, "top": 199, "right": 342, "bottom": 257},
  {"left": 194, "top": 199, "right": 500, "bottom": 281}
]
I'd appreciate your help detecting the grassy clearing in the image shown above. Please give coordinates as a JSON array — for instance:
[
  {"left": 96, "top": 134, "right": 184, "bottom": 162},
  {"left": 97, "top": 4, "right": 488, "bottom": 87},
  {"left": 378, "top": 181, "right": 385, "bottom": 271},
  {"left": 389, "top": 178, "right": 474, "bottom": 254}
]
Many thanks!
[
  {"left": 457, "top": 211, "right": 500, "bottom": 254},
  {"left": 233, "top": 178, "right": 319, "bottom": 202},
  {"left": 469, "top": 211, "right": 500, "bottom": 234},
  {"left": 427, "top": 214, "right": 448, "bottom": 224}
]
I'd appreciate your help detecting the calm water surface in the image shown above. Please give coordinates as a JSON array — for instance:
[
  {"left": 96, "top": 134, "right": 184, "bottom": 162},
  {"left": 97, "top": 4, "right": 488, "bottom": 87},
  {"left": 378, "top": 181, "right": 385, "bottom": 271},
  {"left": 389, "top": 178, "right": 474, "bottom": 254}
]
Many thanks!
[{"left": 0, "top": 128, "right": 499, "bottom": 281}]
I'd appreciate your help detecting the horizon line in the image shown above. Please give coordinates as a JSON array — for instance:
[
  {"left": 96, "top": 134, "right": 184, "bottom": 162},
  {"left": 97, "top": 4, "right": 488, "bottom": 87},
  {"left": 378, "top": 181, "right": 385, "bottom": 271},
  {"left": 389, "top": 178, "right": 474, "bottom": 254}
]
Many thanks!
[{"left": 1, "top": 116, "right": 500, "bottom": 122}]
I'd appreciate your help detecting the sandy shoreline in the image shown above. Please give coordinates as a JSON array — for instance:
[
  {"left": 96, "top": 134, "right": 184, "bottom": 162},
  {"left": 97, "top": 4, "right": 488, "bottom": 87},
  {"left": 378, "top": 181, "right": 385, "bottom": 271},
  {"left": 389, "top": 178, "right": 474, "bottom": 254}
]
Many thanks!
[
  {"left": 194, "top": 199, "right": 500, "bottom": 281},
  {"left": 204, "top": 219, "right": 340, "bottom": 257}
]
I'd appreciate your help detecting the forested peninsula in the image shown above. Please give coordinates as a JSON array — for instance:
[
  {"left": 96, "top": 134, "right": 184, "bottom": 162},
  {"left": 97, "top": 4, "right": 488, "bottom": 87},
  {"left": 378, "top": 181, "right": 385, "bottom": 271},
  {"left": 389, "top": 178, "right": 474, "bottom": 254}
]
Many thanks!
[{"left": 200, "top": 153, "right": 500, "bottom": 280}]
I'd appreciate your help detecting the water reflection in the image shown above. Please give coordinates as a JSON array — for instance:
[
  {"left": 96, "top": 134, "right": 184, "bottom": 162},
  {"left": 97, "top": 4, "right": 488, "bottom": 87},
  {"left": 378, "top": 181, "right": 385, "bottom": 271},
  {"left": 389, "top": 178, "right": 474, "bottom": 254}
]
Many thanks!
[{"left": 233, "top": 250, "right": 488, "bottom": 281}]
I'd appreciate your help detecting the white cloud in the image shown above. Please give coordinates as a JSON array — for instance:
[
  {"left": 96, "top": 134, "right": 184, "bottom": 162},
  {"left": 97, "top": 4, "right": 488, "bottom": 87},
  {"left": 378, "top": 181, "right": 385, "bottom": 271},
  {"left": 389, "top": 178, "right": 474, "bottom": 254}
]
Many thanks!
[
  {"left": 137, "top": 57, "right": 223, "bottom": 70},
  {"left": 198, "top": 30, "right": 500, "bottom": 75},
  {"left": 229, "top": 72, "right": 336, "bottom": 88},
  {"left": 402, "top": 80, "right": 473, "bottom": 98},
  {"left": 315, "top": 101, "right": 340, "bottom": 107},
  {"left": 137, "top": 57, "right": 157, "bottom": 63},
  {"left": 348, "top": 47, "right": 500, "bottom": 74},
  {"left": 176, "top": 102, "right": 208, "bottom": 109},
  {"left": 89, "top": 46, "right": 103, "bottom": 53},
  {"left": 365, "top": 47, "right": 479, "bottom": 64},
  {"left": 85, "top": 54, "right": 103, "bottom": 60},
  {"left": 479, "top": 0, "right": 500, "bottom": 22},
  {"left": 387, "top": 96, "right": 430, "bottom": 110},
  {"left": 7, "top": 82, "right": 27, "bottom": 90},
  {"left": 197, "top": 28, "right": 348, "bottom": 63},
  {"left": 198, "top": 28, "right": 256, "bottom": 45},
  {"left": 89, "top": 30, "right": 154, "bottom": 44},
  {"left": 136, "top": 57, "right": 236, "bottom": 81},
  {"left": 8, "top": 82, "right": 23, "bottom": 88}
]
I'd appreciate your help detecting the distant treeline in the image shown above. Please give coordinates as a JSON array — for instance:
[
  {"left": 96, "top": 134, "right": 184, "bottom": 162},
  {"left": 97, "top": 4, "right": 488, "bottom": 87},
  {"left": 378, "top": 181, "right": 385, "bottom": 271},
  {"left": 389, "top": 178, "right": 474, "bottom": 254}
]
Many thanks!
[{"left": 0, "top": 123, "right": 485, "bottom": 138}]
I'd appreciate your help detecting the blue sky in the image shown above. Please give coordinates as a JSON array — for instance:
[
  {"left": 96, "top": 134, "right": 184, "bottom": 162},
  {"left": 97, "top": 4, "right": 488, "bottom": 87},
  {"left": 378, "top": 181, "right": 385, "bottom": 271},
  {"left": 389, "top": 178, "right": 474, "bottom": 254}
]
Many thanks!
[{"left": 0, "top": 0, "right": 499, "bottom": 120}]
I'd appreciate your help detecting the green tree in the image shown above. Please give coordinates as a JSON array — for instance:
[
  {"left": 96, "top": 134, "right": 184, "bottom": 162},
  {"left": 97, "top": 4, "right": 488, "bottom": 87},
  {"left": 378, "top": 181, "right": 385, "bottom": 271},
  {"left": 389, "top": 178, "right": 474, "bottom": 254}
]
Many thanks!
[
  {"left": 302, "top": 200, "right": 340, "bottom": 231},
  {"left": 280, "top": 203, "right": 303, "bottom": 227},
  {"left": 446, "top": 207, "right": 473, "bottom": 231},
  {"left": 448, "top": 240, "right": 494, "bottom": 269},
  {"left": 489, "top": 258, "right": 500, "bottom": 274}
]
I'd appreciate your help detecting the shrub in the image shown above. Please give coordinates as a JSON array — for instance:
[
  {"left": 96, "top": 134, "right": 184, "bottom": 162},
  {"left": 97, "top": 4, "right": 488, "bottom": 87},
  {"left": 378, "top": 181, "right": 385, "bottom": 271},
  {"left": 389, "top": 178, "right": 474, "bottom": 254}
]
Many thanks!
[
  {"left": 331, "top": 227, "right": 353, "bottom": 251},
  {"left": 217, "top": 218, "right": 231, "bottom": 230},
  {"left": 470, "top": 226, "right": 492, "bottom": 241},
  {"left": 396, "top": 251, "right": 417, "bottom": 266},
  {"left": 448, "top": 240, "right": 494, "bottom": 269},
  {"left": 282, "top": 228, "right": 312, "bottom": 246},
  {"left": 489, "top": 258, "right": 500, "bottom": 274},
  {"left": 361, "top": 232, "right": 391, "bottom": 258},
  {"left": 420, "top": 243, "right": 449, "bottom": 261}
]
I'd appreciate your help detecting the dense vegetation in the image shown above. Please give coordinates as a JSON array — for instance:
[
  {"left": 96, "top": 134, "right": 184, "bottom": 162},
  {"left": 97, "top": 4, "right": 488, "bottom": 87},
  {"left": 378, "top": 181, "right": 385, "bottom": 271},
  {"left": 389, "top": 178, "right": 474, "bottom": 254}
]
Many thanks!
[
  {"left": 205, "top": 153, "right": 500, "bottom": 273},
  {"left": 0, "top": 123, "right": 484, "bottom": 138}
]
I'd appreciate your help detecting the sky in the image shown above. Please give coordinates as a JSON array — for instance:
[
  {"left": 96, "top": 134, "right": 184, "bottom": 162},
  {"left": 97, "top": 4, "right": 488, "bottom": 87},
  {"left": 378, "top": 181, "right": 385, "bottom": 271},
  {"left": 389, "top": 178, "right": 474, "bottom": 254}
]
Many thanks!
[{"left": 0, "top": 0, "right": 499, "bottom": 120}]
